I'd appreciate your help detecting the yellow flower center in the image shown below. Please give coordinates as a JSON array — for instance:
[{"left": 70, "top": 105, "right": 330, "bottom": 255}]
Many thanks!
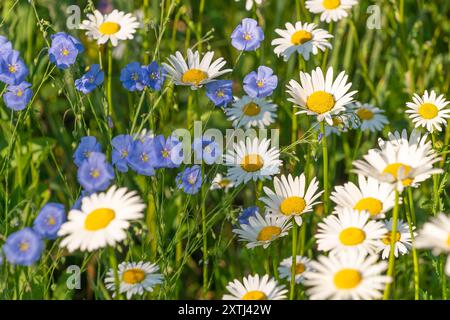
[
  {"left": 243, "top": 32, "right": 252, "bottom": 41},
  {"left": 257, "top": 80, "right": 265, "bottom": 88},
  {"left": 383, "top": 162, "right": 413, "bottom": 186},
  {"left": 382, "top": 231, "right": 401, "bottom": 245},
  {"left": 84, "top": 208, "right": 116, "bottom": 231},
  {"left": 19, "top": 241, "right": 29, "bottom": 252},
  {"left": 90, "top": 169, "right": 100, "bottom": 178},
  {"left": 218, "top": 179, "right": 231, "bottom": 188},
  {"left": 332, "top": 117, "right": 343, "bottom": 126},
  {"left": 418, "top": 103, "right": 438, "bottom": 120},
  {"left": 47, "top": 216, "right": 56, "bottom": 226},
  {"left": 161, "top": 149, "right": 170, "bottom": 158},
  {"left": 323, "top": 0, "right": 341, "bottom": 10},
  {"left": 99, "top": 22, "right": 121, "bottom": 35},
  {"left": 339, "top": 227, "right": 366, "bottom": 246},
  {"left": 353, "top": 197, "right": 383, "bottom": 217},
  {"left": 242, "top": 290, "right": 267, "bottom": 300},
  {"left": 216, "top": 90, "right": 225, "bottom": 97},
  {"left": 279, "top": 196, "right": 306, "bottom": 216},
  {"left": 16, "top": 89, "right": 23, "bottom": 97},
  {"left": 181, "top": 69, "right": 207, "bottom": 85},
  {"left": 356, "top": 108, "right": 374, "bottom": 120},
  {"left": 295, "top": 263, "right": 306, "bottom": 275},
  {"left": 242, "top": 102, "right": 261, "bottom": 116},
  {"left": 240, "top": 154, "right": 264, "bottom": 172},
  {"left": 333, "top": 269, "right": 362, "bottom": 289},
  {"left": 8, "top": 64, "right": 16, "bottom": 73},
  {"left": 291, "top": 30, "right": 313, "bottom": 45},
  {"left": 62, "top": 48, "right": 69, "bottom": 56},
  {"left": 306, "top": 91, "right": 335, "bottom": 114},
  {"left": 122, "top": 269, "right": 146, "bottom": 284},
  {"left": 257, "top": 226, "right": 282, "bottom": 241},
  {"left": 141, "top": 153, "right": 149, "bottom": 162},
  {"left": 447, "top": 234, "right": 450, "bottom": 247}
]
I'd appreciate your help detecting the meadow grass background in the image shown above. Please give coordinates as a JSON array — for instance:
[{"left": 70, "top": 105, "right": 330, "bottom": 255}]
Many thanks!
[{"left": 0, "top": 0, "right": 449, "bottom": 299}]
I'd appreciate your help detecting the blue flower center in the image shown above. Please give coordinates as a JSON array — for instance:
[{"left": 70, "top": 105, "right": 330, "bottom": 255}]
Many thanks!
[
  {"left": 8, "top": 64, "right": 17, "bottom": 73},
  {"left": 243, "top": 32, "right": 252, "bottom": 41},
  {"left": 121, "top": 150, "right": 128, "bottom": 158},
  {"left": 90, "top": 169, "right": 100, "bottom": 179},
  {"left": 132, "top": 73, "right": 139, "bottom": 81},
  {"left": 47, "top": 216, "right": 56, "bottom": 226},
  {"left": 16, "top": 89, "right": 23, "bottom": 97},
  {"left": 216, "top": 90, "right": 225, "bottom": 98},
  {"left": 141, "top": 153, "right": 149, "bottom": 162},
  {"left": 256, "top": 80, "right": 265, "bottom": 88},
  {"left": 19, "top": 241, "right": 29, "bottom": 252}
]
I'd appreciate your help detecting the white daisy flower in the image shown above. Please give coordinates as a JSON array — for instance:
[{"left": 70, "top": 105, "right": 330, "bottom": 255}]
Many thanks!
[
  {"left": 330, "top": 174, "right": 396, "bottom": 219},
  {"left": 223, "top": 274, "right": 287, "bottom": 300},
  {"left": 105, "top": 261, "right": 163, "bottom": 299},
  {"left": 225, "top": 96, "right": 277, "bottom": 129},
  {"left": 305, "top": 0, "right": 358, "bottom": 23},
  {"left": 235, "top": 0, "right": 265, "bottom": 11},
  {"left": 303, "top": 251, "right": 391, "bottom": 300},
  {"left": 224, "top": 137, "right": 282, "bottom": 186},
  {"left": 377, "top": 218, "right": 415, "bottom": 260},
  {"left": 406, "top": 90, "right": 450, "bottom": 132},
  {"left": 162, "top": 49, "right": 232, "bottom": 89},
  {"left": 416, "top": 213, "right": 450, "bottom": 276},
  {"left": 351, "top": 101, "right": 389, "bottom": 132},
  {"left": 316, "top": 208, "right": 387, "bottom": 256},
  {"left": 353, "top": 129, "right": 443, "bottom": 192},
  {"left": 260, "top": 173, "right": 323, "bottom": 226},
  {"left": 271, "top": 22, "right": 333, "bottom": 61},
  {"left": 232, "top": 211, "right": 292, "bottom": 249},
  {"left": 278, "top": 255, "right": 312, "bottom": 284},
  {"left": 286, "top": 67, "right": 357, "bottom": 126},
  {"left": 210, "top": 173, "right": 235, "bottom": 192},
  {"left": 80, "top": 9, "right": 140, "bottom": 47},
  {"left": 58, "top": 186, "right": 145, "bottom": 252}
]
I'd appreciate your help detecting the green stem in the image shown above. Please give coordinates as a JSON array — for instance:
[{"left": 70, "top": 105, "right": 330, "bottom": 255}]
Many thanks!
[
  {"left": 290, "top": 223, "right": 298, "bottom": 300},
  {"left": 201, "top": 162, "right": 208, "bottom": 296},
  {"left": 108, "top": 247, "right": 123, "bottom": 300},
  {"left": 107, "top": 43, "right": 113, "bottom": 116},
  {"left": 405, "top": 188, "right": 419, "bottom": 300},
  {"left": 441, "top": 255, "right": 447, "bottom": 299},
  {"left": 431, "top": 133, "right": 440, "bottom": 216},
  {"left": 383, "top": 189, "right": 400, "bottom": 300},
  {"left": 320, "top": 122, "right": 329, "bottom": 215},
  {"left": 321, "top": 22, "right": 334, "bottom": 70}
]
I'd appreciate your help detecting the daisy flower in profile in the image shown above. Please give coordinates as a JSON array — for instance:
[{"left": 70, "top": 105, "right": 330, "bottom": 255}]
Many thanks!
[
  {"left": 225, "top": 95, "right": 277, "bottom": 128},
  {"left": 305, "top": 0, "right": 358, "bottom": 23},
  {"left": 405, "top": 90, "right": 450, "bottom": 132},
  {"left": 235, "top": 0, "right": 265, "bottom": 11},
  {"left": 210, "top": 173, "right": 235, "bottom": 192},
  {"left": 231, "top": 18, "right": 264, "bottom": 52},
  {"left": 377, "top": 218, "right": 415, "bottom": 260},
  {"left": 163, "top": 49, "right": 232, "bottom": 89},
  {"left": 272, "top": 22, "right": 332, "bottom": 61},
  {"left": 80, "top": 9, "right": 139, "bottom": 46},
  {"left": 224, "top": 137, "right": 282, "bottom": 186},
  {"left": 416, "top": 213, "right": 450, "bottom": 275},
  {"left": 278, "top": 256, "right": 312, "bottom": 284},
  {"left": 260, "top": 173, "right": 323, "bottom": 226},
  {"left": 287, "top": 67, "right": 357, "bottom": 126},
  {"left": 232, "top": 211, "right": 291, "bottom": 249},
  {"left": 351, "top": 102, "right": 389, "bottom": 133},
  {"left": 303, "top": 251, "right": 391, "bottom": 300},
  {"left": 353, "top": 129, "right": 442, "bottom": 192},
  {"left": 105, "top": 261, "right": 163, "bottom": 299},
  {"left": 223, "top": 274, "right": 287, "bottom": 300},
  {"left": 316, "top": 208, "right": 387, "bottom": 255},
  {"left": 58, "top": 186, "right": 145, "bottom": 252},
  {"left": 331, "top": 174, "right": 396, "bottom": 219}
]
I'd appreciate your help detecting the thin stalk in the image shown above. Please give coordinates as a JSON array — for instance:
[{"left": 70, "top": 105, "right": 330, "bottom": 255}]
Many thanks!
[
  {"left": 320, "top": 122, "right": 329, "bottom": 215},
  {"left": 441, "top": 255, "right": 447, "bottom": 299},
  {"left": 383, "top": 189, "right": 400, "bottom": 300},
  {"left": 106, "top": 43, "right": 113, "bottom": 117},
  {"left": 290, "top": 222, "right": 298, "bottom": 300},
  {"left": 201, "top": 162, "right": 208, "bottom": 296},
  {"left": 321, "top": 22, "right": 334, "bottom": 70},
  {"left": 405, "top": 188, "right": 419, "bottom": 300},
  {"left": 108, "top": 247, "right": 123, "bottom": 300}
]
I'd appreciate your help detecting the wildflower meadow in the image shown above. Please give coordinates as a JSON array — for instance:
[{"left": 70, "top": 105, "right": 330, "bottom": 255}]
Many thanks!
[{"left": 0, "top": 0, "right": 450, "bottom": 304}]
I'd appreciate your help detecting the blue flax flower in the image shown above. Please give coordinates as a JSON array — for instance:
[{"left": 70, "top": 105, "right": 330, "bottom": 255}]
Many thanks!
[
  {"left": 120, "top": 62, "right": 148, "bottom": 91},
  {"left": 238, "top": 206, "right": 259, "bottom": 225},
  {"left": 48, "top": 32, "right": 84, "bottom": 70},
  {"left": 149, "top": 134, "right": 183, "bottom": 169},
  {"left": 128, "top": 138, "right": 156, "bottom": 176},
  {"left": 177, "top": 165, "right": 202, "bottom": 195},
  {"left": 3, "top": 81, "right": 32, "bottom": 111},
  {"left": 3, "top": 228, "right": 44, "bottom": 266},
  {"left": 205, "top": 80, "right": 233, "bottom": 107},
  {"left": 231, "top": 18, "right": 264, "bottom": 51},
  {"left": 192, "top": 137, "right": 222, "bottom": 165},
  {"left": 73, "top": 136, "right": 102, "bottom": 167},
  {"left": 0, "top": 50, "right": 28, "bottom": 85},
  {"left": 243, "top": 66, "right": 278, "bottom": 98},
  {"left": 111, "top": 134, "right": 133, "bottom": 172},
  {"left": 144, "top": 61, "right": 166, "bottom": 91},
  {"left": 77, "top": 152, "right": 115, "bottom": 192},
  {"left": 33, "top": 203, "right": 66, "bottom": 240},
  {"left": 75, "top": 64, "right": 104, "bottom": 94},
  {"left": 0, "top": 36, "right": 12, "bottom": 54}
]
